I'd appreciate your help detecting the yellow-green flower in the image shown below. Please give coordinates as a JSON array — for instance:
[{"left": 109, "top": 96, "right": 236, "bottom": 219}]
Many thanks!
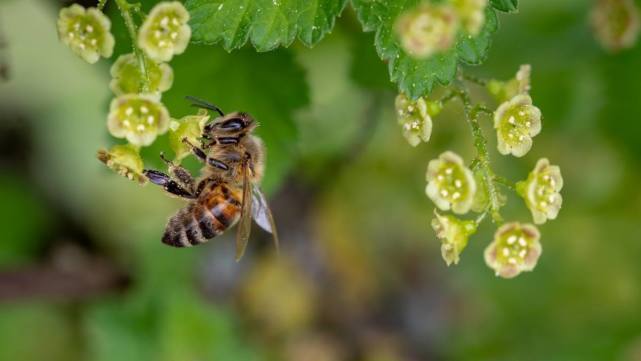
[
  {"left": 494, "top": 94, "right": 542, "bottom": 157},
  {"left": 57, "top": 4, "right": 115, "bottom": 64},
  {"left": 451, "top": 0, "right": 487, "bottom": 36},
  {"left": 109, "top": 53, "right": 173, "bottom": 95},
  {"left": 97, "top": 144, "right": 146, "bottom": 184},
  {"left": 107, "top": 94, "right": 170, "bottom": 146},
  {"left": 517, "top": 158, "right": 563, "bottom": 224},
  {"left": 431, "top": 211, "right": 477, "bottom": 266},
  {"left": 168, "top": 109, "right": 210, "bottom": 161},
  {"left": 395, "top": 93, "right": 441, "bottom": 146},
  {"left": 395, "top": 3, "right": 459, "bottom": 58},
  {"left": 138, "top": 1, "right": 191, "bottom": 62},
  {"left": 426, "top": 151, "right": 477, "bottom": 214},
  {"left": 484, "top": 222, "right": 542, "bottom": 278},
  {"left": 591, "top": 0, "right": 640, "bottom": 52}
]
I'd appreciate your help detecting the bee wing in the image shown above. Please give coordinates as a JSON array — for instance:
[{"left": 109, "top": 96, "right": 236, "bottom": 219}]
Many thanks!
[
  {"left": 235, "top": 160, "right": 253, "bottom": 261},
  {"left": 251, "top": 186, "right": 280, "bottom": 254}
]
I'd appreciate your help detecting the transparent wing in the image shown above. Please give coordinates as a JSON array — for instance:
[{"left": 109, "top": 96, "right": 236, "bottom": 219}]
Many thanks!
[
  {"left": 235, "top": 161, "right": 252, "bottom": 261},
  {"left": 252, "top": 186, "right": 280, "bottom": 254}
]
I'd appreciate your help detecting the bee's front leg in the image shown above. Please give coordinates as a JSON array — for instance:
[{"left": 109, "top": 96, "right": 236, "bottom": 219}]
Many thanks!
[{"left": 182, "top": 138, "right": 230, "bottom": 171}]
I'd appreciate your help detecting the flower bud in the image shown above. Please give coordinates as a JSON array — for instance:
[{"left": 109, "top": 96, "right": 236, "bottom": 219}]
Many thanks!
[
  {"left": 484, "top": 222, "right": 542, "bottom": 278},
  {"left": 138, "top": 1, "right": 191, "bottom": 62},
  {"left": 110, "top": 53, "right": 173, "bottom": 95},
  {"left": 97, "top": 144, "right": 146, "bottom": 184},
  {"left": 494, "top": 94, "right": 542, "bottom": 157},
  {"left": 169, "top": 109, "right": 210, "bottom": 161},
  {"left": 431, "top": 211, "right": 477, "bottom": 266},
  {"left": 57, "top": 4, "right": 115, "bottom": 64},
  {"left": 517, "top": 158, "right": 563, "bottom": 224},
  {"left": 487, "top": 64, "right": 531, "bottom": 103},
  {"left": 107, "top": 94, "right": 170, "bottom": 146},
  {"left": 395, "top": 3, "right": 459, "bottom": 58},
  {"left": 426, "top": 151, "right": 477, "bottom": 214}
]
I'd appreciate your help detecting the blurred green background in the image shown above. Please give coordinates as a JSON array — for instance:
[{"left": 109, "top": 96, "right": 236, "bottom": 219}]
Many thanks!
[{"left": 2, "top": 0, "right": 641, "bottom": 360}]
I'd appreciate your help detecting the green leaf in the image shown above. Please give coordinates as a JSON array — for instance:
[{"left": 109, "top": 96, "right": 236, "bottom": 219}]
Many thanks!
[
  {"left": 162, "top": 45, "right": 309, "bottom": 193},
  {"left": 186, "top": 0, "right": 348, "bottom": 52},
  {"left": 490, "top": 0, "right": 518, "bottom": 13},
  {"left": 352, "top": 1, "right": 499, "bottom": 99}
]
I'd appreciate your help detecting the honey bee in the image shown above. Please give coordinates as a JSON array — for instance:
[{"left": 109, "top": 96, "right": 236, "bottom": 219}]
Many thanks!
[{"left": 143, "top": 96, "right": 278, "bottom": 260}]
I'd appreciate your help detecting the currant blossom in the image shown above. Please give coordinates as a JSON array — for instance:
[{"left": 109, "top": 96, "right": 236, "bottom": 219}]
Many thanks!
[
  {"left": 451, "top": 0, "right": 487, "bottom": 36},
  {"left": 431, "top": 211, "right": 477, "bottom": 266},
  {"left": 110, "top": 53, "right": 173, "bottom": 95},
  {"left": 494, "top": 94, "right": 542, "bottom": 157},
  {"left": 138, "top": 2, "right": 191, "bottom": 62},
  {"left": 395, "top": 3, "right": 459, "bottom": 58},
  {"left": 97, "top": 144, "right": 146, "bottom": 184},
  {"left": 57, "top": 4, "right": 115, "bottom": 64},
  {"left": 591, "top": 0, "right": 640, "bottom": 52},
  {"left": 395, "top": 93, "right": 441, "bottom": 146},
  {"left": 487, "top": 64, "right": 531, "bottom": 102},
  {"left": 426, "top": 151, "right": 476, "bottom": 214},
  {"left": 169, "top": 109, "right": 210, "bottom": 161},
  {"left": 484, "top": 222, "right": 542, "bottom": 278},
  {"left": 517, "top": 158, "right": 563, "bottom": 224},
  {"left": 107, "top": 94, "right": 170, "bottom": 146}
]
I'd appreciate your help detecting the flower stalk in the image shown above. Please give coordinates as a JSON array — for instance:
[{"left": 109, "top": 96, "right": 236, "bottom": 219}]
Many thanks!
[{"left": 114, "top": 0, "right": 150, "bottom": 93}]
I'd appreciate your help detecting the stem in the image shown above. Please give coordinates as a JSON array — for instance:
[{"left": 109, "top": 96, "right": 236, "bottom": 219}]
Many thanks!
[
  {"left": 460, "top": 72, "right": 488, "bottom": 86},
  {"left": 457, "top": 88, "right": 504, "bottom": 224},
  {"left": 493, "top": 175, "right": 516, "bottom": 191},
  {"left": 114, "top": 0, "right": 150, "bottom": 93}
]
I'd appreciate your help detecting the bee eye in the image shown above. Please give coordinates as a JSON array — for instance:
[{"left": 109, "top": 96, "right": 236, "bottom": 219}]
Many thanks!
[{"left": 219, "top": 118, "right": 244, "bottom": 130}]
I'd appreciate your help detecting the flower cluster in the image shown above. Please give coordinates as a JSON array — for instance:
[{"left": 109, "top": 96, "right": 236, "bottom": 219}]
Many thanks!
[
  {"left": 57, "top": 1, "right": 193, "bottom": 182},
  {"left": 394, "top": 0, "right": 488, "bottom": 58},
  {"left": 57, "top": 4, "right": 114, "bottom": 64},
  {"left": 415, "top": 65, "right": 562, "bottom": 279},
  {"left": 590, "top": 0, "right": 640, "bottom": 52}
]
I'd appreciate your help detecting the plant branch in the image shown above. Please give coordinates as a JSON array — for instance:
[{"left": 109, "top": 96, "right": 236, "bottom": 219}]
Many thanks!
[{"left": 115, "top": 0, "right": 150, "bottom": 93}]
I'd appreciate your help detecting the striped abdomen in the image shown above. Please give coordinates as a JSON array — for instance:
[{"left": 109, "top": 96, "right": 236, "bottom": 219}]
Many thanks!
[{"left": 162, "top": 184, "right": 242, "bottom": 247}]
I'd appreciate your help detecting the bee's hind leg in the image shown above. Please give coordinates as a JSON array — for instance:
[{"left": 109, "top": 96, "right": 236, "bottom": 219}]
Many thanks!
[{"left": 159, "top": 152, "right": 196, "bottom": 193}]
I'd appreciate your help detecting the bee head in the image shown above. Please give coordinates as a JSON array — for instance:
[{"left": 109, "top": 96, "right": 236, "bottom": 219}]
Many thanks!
[{"left": 202, "top": 112, "right": 256, "bottom": 139}]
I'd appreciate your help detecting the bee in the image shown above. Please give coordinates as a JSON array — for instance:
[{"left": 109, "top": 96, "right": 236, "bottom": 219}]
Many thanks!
[{"left": 143, "top": 96, "right": 278, "bottom": 260}]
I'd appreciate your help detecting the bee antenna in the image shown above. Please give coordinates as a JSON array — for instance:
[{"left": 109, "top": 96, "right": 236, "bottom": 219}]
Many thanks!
[{"left": 185, "top": 96, "right": 225, "bottom": 117}]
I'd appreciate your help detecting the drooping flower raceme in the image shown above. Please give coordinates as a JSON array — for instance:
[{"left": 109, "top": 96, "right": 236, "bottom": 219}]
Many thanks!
[
  {"left": 395, "top": 3, "right": 459, "bottom": 59},
  {"left": 517, "top": 158, "right": 563, "bottom": 224},
  {"left": 57, "top": 4, "right": 115, "bottom": 64},
  {"left": 484, "top": 222, "right": 541, "bottom": 278},
  {"left": 450, "top": 0, "right": 487, "bottom": 36},
  {"left": 494, "top": 94, "right": 542, "bottom": 157},
  {"left": 138, "top": 1, "right": 191, "bottom": 62},
  {"left": 110, "top": 53, "right": 173, "bottom": 95},
  {"left": 97, "top": 144, "right": 146, "bottom": 184},
  {"left": 395, "top": 93, "right": 441, "bottom": 147},
  {"left": 107, "top": 94, "right": 170, "bottom": 146},
  {"left": 426, "top": 151, "right": 476, "bottom": 214},
  {"left": 169, "top": 109, "right": 210, "bottom": 161},
  {"left": 590, "top": 0, "right": 640, "bottom": 52},
  {"left": 431, "top": 211, "right": 477, "bottom": 266}
]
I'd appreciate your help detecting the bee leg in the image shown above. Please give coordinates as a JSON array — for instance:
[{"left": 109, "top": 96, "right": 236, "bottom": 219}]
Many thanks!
[
  {"left": 143, "top": 169, "right": 196, "bottom": 199},
  {"left": 160, "top": 152, "right": 196, "bottom": 193},
  {"left": 182, "top": 138, "right": 230, "bottom": 171}
]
